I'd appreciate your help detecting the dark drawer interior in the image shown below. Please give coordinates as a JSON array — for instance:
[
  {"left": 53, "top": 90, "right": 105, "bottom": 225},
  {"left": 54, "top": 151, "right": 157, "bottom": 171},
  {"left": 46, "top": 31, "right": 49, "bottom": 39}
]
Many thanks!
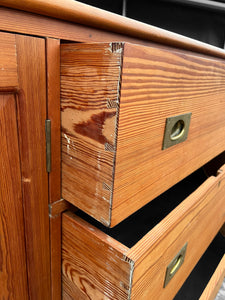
[{"left": 76, "top": 153, "right": 224, "bottom": 248}]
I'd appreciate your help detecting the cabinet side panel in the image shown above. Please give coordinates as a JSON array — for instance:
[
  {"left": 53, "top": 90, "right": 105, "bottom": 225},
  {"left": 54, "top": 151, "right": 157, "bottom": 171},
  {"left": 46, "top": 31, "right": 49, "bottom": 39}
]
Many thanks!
[
  {"left": 16, "top": 35, "right": 51, "bottom": 300},
  {"left": 61, "top": 43, "right": 122, "bottom": 226}
]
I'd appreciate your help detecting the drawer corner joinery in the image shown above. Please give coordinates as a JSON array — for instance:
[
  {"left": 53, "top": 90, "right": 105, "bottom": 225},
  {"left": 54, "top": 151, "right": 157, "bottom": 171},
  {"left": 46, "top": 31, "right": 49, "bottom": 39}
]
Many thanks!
[{"left": 61, "top": 42, "right": 225, "bottom": 227}]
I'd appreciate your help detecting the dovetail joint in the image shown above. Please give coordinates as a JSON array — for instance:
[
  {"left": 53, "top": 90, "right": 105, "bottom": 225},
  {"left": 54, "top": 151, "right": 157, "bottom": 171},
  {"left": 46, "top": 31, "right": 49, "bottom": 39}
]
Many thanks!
[
  {"left": 102, "top": 182, "right": 112, "bottom": 191},
  {"left": 111, "top": 42, "right": 123, "bottom": 53},
  {"left": 107, "top": 99, "right": 119, "bottom": 109},
  {"left": 105, "top": 143, "right": 115, "bottom": 152}
]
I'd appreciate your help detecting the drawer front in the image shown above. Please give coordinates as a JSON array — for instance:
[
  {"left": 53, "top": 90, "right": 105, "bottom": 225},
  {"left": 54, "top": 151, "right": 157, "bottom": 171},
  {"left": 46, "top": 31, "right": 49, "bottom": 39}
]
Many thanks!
[
  {"left": 62, "top": 165, "right": 225, "bottom": 300},
  {"left": 61, "top": 42, "right": 225, "bottom": 226}
]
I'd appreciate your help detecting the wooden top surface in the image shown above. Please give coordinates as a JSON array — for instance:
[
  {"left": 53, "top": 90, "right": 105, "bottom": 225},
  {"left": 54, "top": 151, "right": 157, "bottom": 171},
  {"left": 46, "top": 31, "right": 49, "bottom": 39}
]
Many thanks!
[{"left": 2, "top": 0, "right": 225, "bottom": 59}]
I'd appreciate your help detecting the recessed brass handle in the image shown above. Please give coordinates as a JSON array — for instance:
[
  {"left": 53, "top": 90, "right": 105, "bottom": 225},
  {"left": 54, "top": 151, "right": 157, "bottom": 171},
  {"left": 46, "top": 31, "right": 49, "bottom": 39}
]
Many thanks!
[
  {"left": 162, "top": 113, "right": 191, "bottom": 150},
  {"left": 164, "top": 243, "right": 188, "bottom": 287},
  {"left": 170, "top": 254, "right": 183, "bottom": 275},
  {"left": 170, "top": 120, "right": 185, "bottom": 141}
]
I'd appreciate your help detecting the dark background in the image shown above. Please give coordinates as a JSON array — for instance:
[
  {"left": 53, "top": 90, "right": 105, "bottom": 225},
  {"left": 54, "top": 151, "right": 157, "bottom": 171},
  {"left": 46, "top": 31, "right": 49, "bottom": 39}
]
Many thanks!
[{"left": 78, "top": 0, "right": 225, "bottom": 48}]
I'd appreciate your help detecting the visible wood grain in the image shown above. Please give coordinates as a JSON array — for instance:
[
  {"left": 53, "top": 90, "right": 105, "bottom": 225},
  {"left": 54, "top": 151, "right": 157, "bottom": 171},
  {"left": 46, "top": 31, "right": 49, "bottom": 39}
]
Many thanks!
[
  {"left": 200, "top": 255, "right": 225, "bottom": 300},
  {"left": 0, "top": 7, "right": 149, "bottom": 46},
  {"left": 62, "top": 212, "right": 131, "bottom": 300},
  {"left": 46, "top": 38, "right": 61, "bottom": 204},
  {"left": 127, "top": 166, "right": 225, "bottom": 300},
  {"left": 2, "top": 0, "right": 225, "bottom": 59},
  {"left": 61, "top": 43, "right": 123, "bottom": 226},
  {"left": 61, "top": 42, "right": 225, "bottom": 226},
  {"left": 112, "top": 42, "right": 225, "bottom": 225},
  {"left": 61, "top": 165, "right": 225, "bottom": 299},
  {"left": 49, "top": 199, "right": 73, "bottom": 218},
  {"left": 3, "top": 5, "right": 223, "bottom": 62},
  {"left": 0, "top": 93, "right": 29, "bottom": 300},
  {"left": 50, "top": 215, "right": 62, "bottom": 300},
  {"left": 16, "top": 35, "right": 51, "bottom": 299},
  {"left": 46, "top": 38, "right": 62, "bottom": 300},
  {"left": 0, "top": 32, "right": 18, "bottom": 88}
]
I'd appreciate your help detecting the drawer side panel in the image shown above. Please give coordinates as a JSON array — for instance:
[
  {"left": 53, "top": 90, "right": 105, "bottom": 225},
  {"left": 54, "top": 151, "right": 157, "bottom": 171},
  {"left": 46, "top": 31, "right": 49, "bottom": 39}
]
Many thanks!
[{"left": 61, "top": 43, "right": 123, "bottom": 226}]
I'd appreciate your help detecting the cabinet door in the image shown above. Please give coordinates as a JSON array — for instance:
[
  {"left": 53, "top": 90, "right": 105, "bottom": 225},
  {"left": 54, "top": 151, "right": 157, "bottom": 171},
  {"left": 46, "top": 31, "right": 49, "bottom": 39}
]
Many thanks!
[
  {"left": 0, "top": 33, "right": 28, "bottom": 299},
  {"left": 0, "top": 32, "right": 50, "bottom": 299}
]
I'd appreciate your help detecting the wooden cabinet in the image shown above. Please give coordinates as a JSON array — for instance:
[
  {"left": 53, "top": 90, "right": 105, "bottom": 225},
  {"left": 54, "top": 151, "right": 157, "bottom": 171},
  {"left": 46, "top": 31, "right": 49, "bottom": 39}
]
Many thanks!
[{"left": 0, "top": 1, "right": 224, "bottom": 300}]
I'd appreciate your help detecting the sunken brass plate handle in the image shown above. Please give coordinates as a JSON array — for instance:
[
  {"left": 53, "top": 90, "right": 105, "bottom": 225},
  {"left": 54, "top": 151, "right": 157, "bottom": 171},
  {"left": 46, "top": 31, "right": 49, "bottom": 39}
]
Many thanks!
[
  {"left": 164, "top": 243, "right": 188, "bottom": 288},
  {"left": 162, "top": 113, "right": 192, "bottom": 150}
]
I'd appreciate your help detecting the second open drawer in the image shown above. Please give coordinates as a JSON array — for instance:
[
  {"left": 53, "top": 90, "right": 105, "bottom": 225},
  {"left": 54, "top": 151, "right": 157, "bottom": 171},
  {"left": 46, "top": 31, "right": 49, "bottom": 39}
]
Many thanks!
[{"left": 62, "top": 162, "right": 225, "bottom": 300}]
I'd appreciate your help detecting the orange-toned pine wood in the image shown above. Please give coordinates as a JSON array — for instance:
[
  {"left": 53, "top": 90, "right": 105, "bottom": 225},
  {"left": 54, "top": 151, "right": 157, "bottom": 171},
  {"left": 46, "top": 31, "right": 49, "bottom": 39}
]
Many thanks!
[
  {"left": 61, "top": 42, "right": 122, "bottom": 226},
  {"left": 49, "top": 215, "right": 62, "bottom": 300},
  {"left": 0, "top": 32, "right": 18, "bottom": 89},
  {"left": 62, "top": 165, "right": 225, "bottom": 300},
  {"left": 0, "top": 7, "right": 153, "bottom": 47},
  {"left": 0, "top": 92, "right": 29, "bottom": 300},
  {"left": 200, "top": 255, "right": 225, "bottom": 300},
  {"left": 2, "top": 0, "right": 225, "bottom": 60},
  {"left": 49, "top": 199, "right": 72, "bottom": 218},
  {"left": 127, "top": 167, "right": 225, "bottom": 300},
  {"left": 46, "top": 38, "right": 62, "bottom": 300},
  {"left": 61, "top": 42, "right": 225, "bottom": 226},
  {"left": 46, "top": 38, "right": 61, "bottom": 204},
  {"left": 62, "top": 212, "right": 131, "bottom": 300},
  {"left": 16, "top": 34, "right": 51, "bottom": 299},
  {"left": 0, "top": 31, "right": 51, "bottom": 299},
  {"left": 113, "top": 42, "right": 225, "bottom": 225}
]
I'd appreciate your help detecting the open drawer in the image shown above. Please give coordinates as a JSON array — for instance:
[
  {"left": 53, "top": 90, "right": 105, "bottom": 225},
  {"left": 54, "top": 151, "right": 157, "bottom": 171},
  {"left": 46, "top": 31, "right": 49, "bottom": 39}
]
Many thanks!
[
  {"left": 61, "top": 42, "right": 225, "bottom": 227},
  {"left": 62, "top": 163, "right": 225, "bottom": 300}
]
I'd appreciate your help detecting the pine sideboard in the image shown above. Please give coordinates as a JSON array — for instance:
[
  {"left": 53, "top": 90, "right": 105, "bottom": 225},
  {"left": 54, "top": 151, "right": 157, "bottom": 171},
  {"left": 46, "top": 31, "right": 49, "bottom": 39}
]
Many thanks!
[{"left": 0, "top": 1, "right": 224, "bottom": 299}]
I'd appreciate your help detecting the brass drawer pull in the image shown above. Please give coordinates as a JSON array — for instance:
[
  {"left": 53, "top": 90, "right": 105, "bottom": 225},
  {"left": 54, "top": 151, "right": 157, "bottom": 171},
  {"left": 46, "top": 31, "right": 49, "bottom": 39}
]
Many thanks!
[
  {"left": 162, "top": 113, "right": 192, "bottom": 150},
  {"left": 170, "top": 120, "right": 185, "bottom": 141},
  {"left": 170, "top": 254, "right": 183, "bottom": 275},
  {"left": 164, "top": 243, "right": 188, "bottom": 287}
]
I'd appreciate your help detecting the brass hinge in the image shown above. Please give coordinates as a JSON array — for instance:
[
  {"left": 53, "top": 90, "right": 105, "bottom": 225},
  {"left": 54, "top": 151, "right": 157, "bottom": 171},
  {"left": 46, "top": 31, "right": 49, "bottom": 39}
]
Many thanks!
[{"left": 45, "top": 119, "right": 51, "bottom": 173}]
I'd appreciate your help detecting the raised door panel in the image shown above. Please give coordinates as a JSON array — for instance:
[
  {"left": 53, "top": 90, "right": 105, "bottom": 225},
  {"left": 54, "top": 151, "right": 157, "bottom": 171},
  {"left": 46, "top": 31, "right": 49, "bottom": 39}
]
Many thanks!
[{"left": 0, "top": 93, "right": 28, "bottom": 299}]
